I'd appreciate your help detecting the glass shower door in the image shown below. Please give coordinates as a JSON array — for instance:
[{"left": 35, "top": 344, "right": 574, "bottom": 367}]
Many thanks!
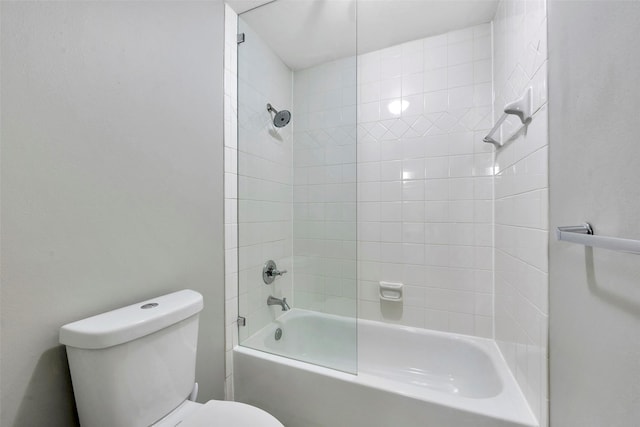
[{"left": 236, "top": 0, "right": 357, "bottom": 374}]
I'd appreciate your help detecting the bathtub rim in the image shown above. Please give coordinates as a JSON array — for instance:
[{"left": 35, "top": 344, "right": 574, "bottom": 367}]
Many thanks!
[{"left": 234, "top": 310, "right": 539, "bottom": 427}]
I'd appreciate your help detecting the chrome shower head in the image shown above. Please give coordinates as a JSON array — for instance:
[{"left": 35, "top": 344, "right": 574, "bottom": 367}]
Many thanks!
[{"left": 267, "top": 103, "right": 291, "bottom": 128}]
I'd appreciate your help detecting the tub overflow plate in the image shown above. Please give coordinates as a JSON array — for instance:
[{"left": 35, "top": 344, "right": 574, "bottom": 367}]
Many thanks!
[{"left": 275, "top": 328, "right": 283, "bottom": 341}]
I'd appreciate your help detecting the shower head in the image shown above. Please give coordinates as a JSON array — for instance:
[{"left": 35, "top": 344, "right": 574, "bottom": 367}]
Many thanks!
[{"left": 267, "top": 103, "right": 291, "bottom": 128}]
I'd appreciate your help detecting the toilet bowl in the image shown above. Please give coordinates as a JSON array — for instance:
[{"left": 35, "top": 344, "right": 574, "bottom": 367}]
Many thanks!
[
  {"left": 59, "top": 289, "right": 283, "bottom": 427},
  {"left": 153, "top": 400, "right": 283, "bottom": 427},
  {"left": 152, "top": 400, "right": 283, "bottom": 427}
]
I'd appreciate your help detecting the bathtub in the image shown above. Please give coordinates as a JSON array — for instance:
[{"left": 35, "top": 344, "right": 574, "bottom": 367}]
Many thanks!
[{"left": 234, "top": 309, "right": 538, "bottom": 427}]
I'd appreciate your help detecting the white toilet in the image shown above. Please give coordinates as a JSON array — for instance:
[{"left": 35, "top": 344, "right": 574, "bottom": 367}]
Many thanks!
[{"left": 59, "top": 289, "right": 283, "bottom": 427}]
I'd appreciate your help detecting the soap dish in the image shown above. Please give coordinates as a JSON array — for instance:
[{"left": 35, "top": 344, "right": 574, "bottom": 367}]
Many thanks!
[{"left": 379, "top": 281, "right": 403, "bottom": 302}]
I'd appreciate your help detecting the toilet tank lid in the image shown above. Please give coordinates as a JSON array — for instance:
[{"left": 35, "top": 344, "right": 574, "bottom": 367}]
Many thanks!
[{"left": 59, "top": 289, "right": 203, "bottom": 349}]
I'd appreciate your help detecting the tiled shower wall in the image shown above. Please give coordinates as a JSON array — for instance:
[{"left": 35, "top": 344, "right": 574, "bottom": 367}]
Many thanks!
[
  {"left": 291, "top": 58, "right": 358, "bottom": 316},
  {"left": 227, "top": 21, "right": 496, "bottom": 342},
  {"left": 223, "top": 5, "right": 294, "bottom": 398},
  {"left": 354, "top": 24, "right": 495, "bottom": 337},
  {"left": 238, "top": 19, "right": 293, "bottom": 341},
  {"left": 235, "top": 18, "right": 293, "bottom": 342},
  {"left": 493, "top": 0, "right": 549, "bottom": 425}
]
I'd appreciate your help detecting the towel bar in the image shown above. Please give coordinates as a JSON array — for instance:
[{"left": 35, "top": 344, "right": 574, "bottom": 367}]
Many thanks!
[
  {"left": 483, "top": 87, "right": 532, "bottom": 148},
  {"left": 556, "top": 223, "right": 640, "bottom": 254}
]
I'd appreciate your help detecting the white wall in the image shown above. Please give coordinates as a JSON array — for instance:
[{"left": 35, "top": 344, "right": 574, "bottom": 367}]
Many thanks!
[
  {"left": 492, "top": 0, "right": 549, "bottom": 424},
  {"left": 0, "top": 1, "right": 226, "bottom": 425},
  {"left": 354, "top": 25, "right": 495, "bottom": 336},
  {"left": 548, "top": 1, "right": 640, "bottom": 426}
]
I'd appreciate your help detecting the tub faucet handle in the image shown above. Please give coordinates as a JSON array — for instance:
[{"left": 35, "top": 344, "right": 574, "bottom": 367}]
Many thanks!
[
  {"left": 263, "top": 260, "right": 287, "bottom": 284},
  {"left": 272, "top": 268, "right": 287, "bottom": 276}
]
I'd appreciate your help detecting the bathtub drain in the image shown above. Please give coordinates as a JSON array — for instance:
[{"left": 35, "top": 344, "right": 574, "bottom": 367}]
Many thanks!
[{"left": 275, "top": 328, "right": 283, "bottom": 341}]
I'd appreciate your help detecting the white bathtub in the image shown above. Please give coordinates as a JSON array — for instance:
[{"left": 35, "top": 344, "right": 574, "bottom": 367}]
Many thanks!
[{"left": 235, "top": 309, "right": 538, "bottom": 427}]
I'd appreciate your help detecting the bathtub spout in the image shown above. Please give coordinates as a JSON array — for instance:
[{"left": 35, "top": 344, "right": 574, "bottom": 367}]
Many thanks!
[{"left": 267, "top": 295, "right": 290, "bottom": 311}]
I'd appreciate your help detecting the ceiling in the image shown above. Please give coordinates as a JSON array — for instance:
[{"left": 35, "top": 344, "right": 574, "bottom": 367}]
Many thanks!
[
  {"left": 227, "top": 0, "right": 499, "bottom": 70},
  {"left": 226, "top": 0, "right": 275, "bottom": 14}
]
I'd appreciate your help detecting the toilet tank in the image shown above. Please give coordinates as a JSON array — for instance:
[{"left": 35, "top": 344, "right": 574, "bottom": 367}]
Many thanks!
[{"left": 59, "top": 290, "right": 204, "bottom": 427}]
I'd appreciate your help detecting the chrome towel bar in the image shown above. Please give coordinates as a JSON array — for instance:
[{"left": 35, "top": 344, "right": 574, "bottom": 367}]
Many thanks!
[{"left": 556, "top": 223, "right": 640, "bottom": 254}]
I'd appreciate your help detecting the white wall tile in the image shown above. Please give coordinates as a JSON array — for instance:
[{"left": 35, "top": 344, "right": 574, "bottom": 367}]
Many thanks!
[
  {"left": 402, "top": 51, "right": 424, "bottom": 75},
  {"left": 448, "top": 63, "right": 474, "bottom": 88},
  {"left": 474, "top": 59, "right": 492, "bottom": 83},
  {"left": 493, "top": 0, "right": 549, "bottom": 425},
  {"left": 354, "top": 25, "right": 495, "bottom": 341},
  {"left": 448, "top": 41, "right": 474, "bottom": 66},
  {"left": 380, "top": 56, "right": 402, "bottom": 79},
  {"left": 402, "top": 73, "right": 424, "bottom": 96},
  {"left": 424, "top": 45, "right": 448, "bottom": 70},
  {"left": 423, "top": 68, "right": 448, "bottom": 92},
  {"left": 424, "top": 90, "right": 449, "bottom": 113},
  {"left": 449, "top": 85, "right": 474, "bottom": 109},
  {"left": 380, "top": 77, "right": 402, "bottom": 100}
]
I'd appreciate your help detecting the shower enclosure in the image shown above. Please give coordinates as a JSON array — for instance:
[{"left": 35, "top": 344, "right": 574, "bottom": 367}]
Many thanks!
[
  {"left": 235, "top": 0, "right": 358, "bottom": 373},
  {"left": 230, "top": 0, "right": 549, "bottom": 426}
]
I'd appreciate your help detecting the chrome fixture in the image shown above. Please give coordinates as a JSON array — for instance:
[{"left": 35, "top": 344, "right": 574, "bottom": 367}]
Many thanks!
[
  {"left": 267, "top": 295, "right": 290, "bottom": 311},
  {"left": 262, "top": 260, "right": 287, "bottom": 284},
  {"left": 267, "top": 103, "right": 291, "bottom": 128},
  {"left": 557, "top": 224, "right": 594, "bottom": 236},
  {"left": 275, "top": 328, "right": 283, "bottom": 341},
  {"left": 556, "top": 223, "right": 640, "bottom": 254}
]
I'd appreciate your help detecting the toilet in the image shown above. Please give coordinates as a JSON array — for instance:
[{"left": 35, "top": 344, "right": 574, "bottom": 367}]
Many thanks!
[{"left": 59, "top": 289, "right": 283, "bottom": 427}]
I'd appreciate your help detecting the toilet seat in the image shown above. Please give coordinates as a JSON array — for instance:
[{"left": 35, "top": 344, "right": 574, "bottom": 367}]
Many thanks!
[{"left": 180, "top": 400, "right": 284, "bottom": 427}]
